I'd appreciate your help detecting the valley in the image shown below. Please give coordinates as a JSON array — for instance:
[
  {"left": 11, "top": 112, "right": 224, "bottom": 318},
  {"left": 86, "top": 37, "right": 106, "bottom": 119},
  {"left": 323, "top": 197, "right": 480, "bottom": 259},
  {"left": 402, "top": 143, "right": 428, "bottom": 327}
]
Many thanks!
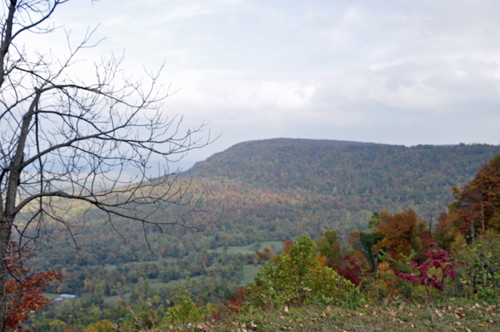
[{"left": 22, "top": 138, "right": 500, "bottom": 330}]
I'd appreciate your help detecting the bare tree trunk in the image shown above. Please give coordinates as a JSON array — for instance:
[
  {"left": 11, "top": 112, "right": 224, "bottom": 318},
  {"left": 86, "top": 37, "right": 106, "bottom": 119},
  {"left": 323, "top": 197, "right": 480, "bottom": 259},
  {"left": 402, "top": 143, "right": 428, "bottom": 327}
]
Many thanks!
[
  {"left": 0, "top": 1, "right": 211, "bottom": 329},
  {"left": 0, "top": 220, "right": 12, "bottom": 332},
  {"left": 0, "top": 79, "right": 36, "bottom": 329}
]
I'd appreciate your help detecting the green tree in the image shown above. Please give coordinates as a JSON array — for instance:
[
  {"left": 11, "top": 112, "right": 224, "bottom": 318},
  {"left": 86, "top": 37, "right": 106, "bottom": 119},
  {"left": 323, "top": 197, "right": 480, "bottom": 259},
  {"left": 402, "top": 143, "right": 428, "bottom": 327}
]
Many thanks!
[
  {"left": 453, "top": 231, "right": 500, "bottom": 299},
  {"left": 248, "top": 236, "right": 355, "bottom": 307},
  {"left": 356, "top": 230, "right": 383, "bottom": 272},
  {"left": 316, "top": 230, "right": 342, "bottom": 269}
]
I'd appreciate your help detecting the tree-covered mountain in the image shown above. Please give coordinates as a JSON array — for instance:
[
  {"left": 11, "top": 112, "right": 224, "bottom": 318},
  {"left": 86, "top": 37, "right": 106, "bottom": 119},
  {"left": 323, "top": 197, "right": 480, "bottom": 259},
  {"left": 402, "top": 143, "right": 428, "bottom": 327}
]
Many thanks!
[
  {"left": 24, "top": 138, "right": 500, "bottom": 330},
  {"left": 31, "top": 139, "right": 500, "bottom": 269},
  {"left": 185, "top": 139, "right": 500, "bottom": 240}
]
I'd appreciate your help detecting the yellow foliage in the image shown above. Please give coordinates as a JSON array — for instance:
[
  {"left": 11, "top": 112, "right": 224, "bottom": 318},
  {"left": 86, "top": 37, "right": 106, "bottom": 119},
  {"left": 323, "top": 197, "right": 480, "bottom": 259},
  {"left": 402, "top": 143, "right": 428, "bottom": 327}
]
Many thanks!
[
  {"left": 449, "top": 233, "right": 467, "bottom": 255},
  {"left": 85, "top": 319, "right": 115, "bottom": 332},
  {"left": 373, "top": 209, "right": 424, "bottom": 260},
  {"left": 316, "top": 254, "right": 327, "bottom": 268},
  {"left": 364, "top": 262, "right": 400, "bottom": 301}
]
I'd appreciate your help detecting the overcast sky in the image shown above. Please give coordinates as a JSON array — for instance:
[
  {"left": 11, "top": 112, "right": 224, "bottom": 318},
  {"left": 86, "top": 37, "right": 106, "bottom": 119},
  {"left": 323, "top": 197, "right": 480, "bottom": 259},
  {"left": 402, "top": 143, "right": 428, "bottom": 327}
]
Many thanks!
[{"left": 22, "top": 0, "right": 500, "bottom": 169}]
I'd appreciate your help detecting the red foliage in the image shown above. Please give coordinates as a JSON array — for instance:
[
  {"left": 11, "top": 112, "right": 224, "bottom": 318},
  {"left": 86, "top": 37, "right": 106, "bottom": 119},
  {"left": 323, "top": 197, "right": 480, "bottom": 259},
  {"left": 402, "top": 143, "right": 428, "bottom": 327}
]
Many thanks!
[
  {"left": 337, "top": 255, "right": 362, "bottom": 286},
  {"left": 224, "top": 287, "right": 248, "bottom": 313},
  {"left": 417, "top": 232, "right": 436, "bottom": 261},
  {"left": 211, "top": 313, "right": 222, "bottom": 322},
  {"left": 398, "top": 247, "right": 458, "bottom": 292},
  {"left": 5, "top": 242, "right": 63, "bottom": 330},
  {"left": 283, "top": 240, "right": 294, "bottom": 253},
  {"left": 255, "top": 247, "right": 273, "bottom": 263}
]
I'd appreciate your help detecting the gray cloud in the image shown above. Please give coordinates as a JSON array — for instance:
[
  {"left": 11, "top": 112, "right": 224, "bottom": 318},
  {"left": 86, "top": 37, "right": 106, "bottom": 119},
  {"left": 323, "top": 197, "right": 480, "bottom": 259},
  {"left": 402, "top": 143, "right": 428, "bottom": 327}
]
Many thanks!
[{"left": 17, "top": 0, "right": 500, "bottom": 168}]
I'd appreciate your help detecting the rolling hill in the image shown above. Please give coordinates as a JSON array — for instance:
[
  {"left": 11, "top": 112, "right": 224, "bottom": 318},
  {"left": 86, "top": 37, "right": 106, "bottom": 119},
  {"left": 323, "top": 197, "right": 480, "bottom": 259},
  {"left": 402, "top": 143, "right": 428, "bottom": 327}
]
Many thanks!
[
  {"left": 185, "top": 138, "right": 500, "bottom": 241},
  {"left": 31, "top": 138, "right": 500, "bottom": 268}
]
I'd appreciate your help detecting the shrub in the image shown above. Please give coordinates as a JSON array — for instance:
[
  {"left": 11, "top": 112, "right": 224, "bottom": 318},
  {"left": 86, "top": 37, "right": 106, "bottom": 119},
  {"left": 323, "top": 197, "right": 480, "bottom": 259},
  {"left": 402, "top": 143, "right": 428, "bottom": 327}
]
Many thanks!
[
  {"left": 453, "top": 231, "right": 500, "bottom": 302},
  {"left": 161, "top": 285, "right": 213, "bottom": 326},
  {"left": 399, "top": 247, "right": 458, "bottom": 300},
  {"left": 247, "top": 236, "right": 355, "bottom": 308}
]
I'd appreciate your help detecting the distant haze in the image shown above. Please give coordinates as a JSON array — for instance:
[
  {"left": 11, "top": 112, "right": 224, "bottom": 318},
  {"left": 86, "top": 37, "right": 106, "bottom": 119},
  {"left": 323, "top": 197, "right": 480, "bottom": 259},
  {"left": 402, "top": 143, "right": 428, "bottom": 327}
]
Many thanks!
[{"left": 19, "top": 0, "right": 500, "bottom": 169}]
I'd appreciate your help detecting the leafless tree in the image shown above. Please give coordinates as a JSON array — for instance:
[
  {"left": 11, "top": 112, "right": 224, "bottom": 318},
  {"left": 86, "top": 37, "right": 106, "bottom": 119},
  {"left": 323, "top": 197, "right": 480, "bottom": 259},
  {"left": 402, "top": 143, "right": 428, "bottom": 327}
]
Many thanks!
[{"left": 0, "top": 1, "right": 210, "bottom": 329}]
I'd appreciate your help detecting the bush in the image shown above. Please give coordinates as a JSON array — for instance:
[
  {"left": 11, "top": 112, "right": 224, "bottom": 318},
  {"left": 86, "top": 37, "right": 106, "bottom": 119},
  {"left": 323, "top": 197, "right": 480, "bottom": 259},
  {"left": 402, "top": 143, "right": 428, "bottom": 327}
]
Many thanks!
[
  {"left": 161, "top": 285, "right": 214, "bottom": 326},
  {"left": 247, "top": 236, "right": 356, "bottom": 308},
  {"left": 453, "top": 231, "right": 500, "bottom": 302}
]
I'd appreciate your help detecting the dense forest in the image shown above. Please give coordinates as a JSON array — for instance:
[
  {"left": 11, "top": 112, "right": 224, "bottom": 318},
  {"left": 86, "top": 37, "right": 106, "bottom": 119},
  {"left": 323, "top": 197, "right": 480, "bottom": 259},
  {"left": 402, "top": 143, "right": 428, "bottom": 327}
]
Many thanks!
[
  {"left": 187, "top": 139, "right": 500, "bottom": 238},
  {"left": 11, "top": 139, "right": 500, "bottom": 330},
  {"left": 29, "top": 139, "right": 500, "bottom": 268}
]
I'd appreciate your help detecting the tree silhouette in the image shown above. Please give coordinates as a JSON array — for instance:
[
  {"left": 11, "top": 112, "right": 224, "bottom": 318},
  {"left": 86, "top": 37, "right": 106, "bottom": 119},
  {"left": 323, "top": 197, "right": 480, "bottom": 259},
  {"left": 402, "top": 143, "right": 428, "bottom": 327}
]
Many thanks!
[{"left": 0, "top": 1, "right": 209, "bottom": 328}]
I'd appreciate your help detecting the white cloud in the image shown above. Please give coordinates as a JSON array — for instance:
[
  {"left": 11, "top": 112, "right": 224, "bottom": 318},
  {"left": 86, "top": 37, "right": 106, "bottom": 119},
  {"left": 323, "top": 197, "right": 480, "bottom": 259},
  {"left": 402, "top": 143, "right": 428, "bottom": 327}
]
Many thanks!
[{"left": 15, "top": 0, "right": 500, "bottom": 167}]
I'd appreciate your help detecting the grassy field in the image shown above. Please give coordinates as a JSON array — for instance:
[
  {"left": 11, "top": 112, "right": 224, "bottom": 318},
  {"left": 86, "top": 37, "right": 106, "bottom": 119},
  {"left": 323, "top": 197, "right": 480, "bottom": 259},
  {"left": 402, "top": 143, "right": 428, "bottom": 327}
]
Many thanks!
[
  {"left": 43, "top": 293, "right": 61, "bottom": 301},
  {"left": 191, "top": 299, "right": 500, "bottom": 331},
  {"left": 103, "top": 295, "right": 120, "bottom": 307},
  {"left": 149, "top": 276, "right": 205, "bottom": 290},
  {"left": 242, "top": 264, "right": 261, "bottom": 284},
  {"left": 209, "top": 241, "right": 284, "bottom": 255}
]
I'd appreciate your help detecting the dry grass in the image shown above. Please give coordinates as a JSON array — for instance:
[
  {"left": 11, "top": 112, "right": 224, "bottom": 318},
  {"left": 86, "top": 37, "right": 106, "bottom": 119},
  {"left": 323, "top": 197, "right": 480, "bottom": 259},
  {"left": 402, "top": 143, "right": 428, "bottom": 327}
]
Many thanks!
[{"left": 165, "top": 300, "right": 500, "bottom": 332}]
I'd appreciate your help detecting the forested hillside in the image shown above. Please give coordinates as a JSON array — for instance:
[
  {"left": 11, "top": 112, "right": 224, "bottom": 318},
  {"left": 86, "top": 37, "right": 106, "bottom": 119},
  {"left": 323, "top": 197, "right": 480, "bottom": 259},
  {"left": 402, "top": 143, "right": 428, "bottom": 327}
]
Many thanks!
[
  {"left": 32, "top": 139, "right": 500, "bottom": 269},
  {"left": 186, "top": 139, "right": 500, "bottom": 240},
  {"left": 22, "top": 139, "right": 500, "bottom": 330}
]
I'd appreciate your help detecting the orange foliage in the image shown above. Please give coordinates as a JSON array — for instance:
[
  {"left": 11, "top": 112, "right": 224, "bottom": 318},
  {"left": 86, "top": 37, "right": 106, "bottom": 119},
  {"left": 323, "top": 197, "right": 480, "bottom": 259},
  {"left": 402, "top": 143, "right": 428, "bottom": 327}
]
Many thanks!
[
  {"left": 225, "top": 287, "right": 248, "bottom": 313},
  {"left": 283, "top": 239, "right": 294, "bottom": 253},
  {"left": 347, "top": 230, "right": 372, "bottom": 274},
  {"left": 434, "top": 211, "right": 461, "bottom": 250},
  {"left": 434, "top": 155, "right": 500, "bottom": 245},
  {"left": 351, "top": 247, "right": 372, "bottom": 275},
  {"left": 348, "top": 230, "right": 360, "bottom": 247},
  {"left": 457, "top": 155, "right": 500, "bottom": 235},
  {"left": 5, "top": 242, "right": 63, "bottom": 330},
  {"left": 373, "top": 209, "right": 427, "bottom": 260},
  {"left": 316, "top": 254, "right": 327, "bottom": 267},
  {"left": 365, "top": 261, "right": 400, "bottom": 300},
  {"left": 255, "top": 247, "right": 273, "bottom": 263}
]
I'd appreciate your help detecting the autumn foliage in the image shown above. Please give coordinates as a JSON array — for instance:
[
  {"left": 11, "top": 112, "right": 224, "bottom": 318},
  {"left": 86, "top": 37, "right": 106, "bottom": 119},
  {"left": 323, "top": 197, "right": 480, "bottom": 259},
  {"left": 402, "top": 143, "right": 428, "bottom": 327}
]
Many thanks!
[
  {"left": 337, "top": 255, "right": 362, "bottom": 286},
  {"left": 333, "top": 155, "right": 500, "bottom": 302},
  {"left": 247, "top": 236, "right": 355, "bottom": 307},
  {"left": 11, "top": 154, "right": 500, "bottom": 331},
  {"left": 254, "top": 247, "right": 273, "bottom": 263},
  {"left": 399, "top": 247, "right": 458, "bottom": 292},
  {"left": 224, "top": 287, "right": 248, "bottom": 313},
  {"left": 5, "top": 242, "right": 62, "bottom": 330},
  {"left": 315, "top": 230, "right": 342, "bottom": 270},
  {"left": 461, "top": 154, "right": 500, "bottom": 232},
  {"left": 373, "top": 209, "right": 427, "bottom": 260},
  {"left": 436, "top": 155, "right": 500, "bottom": 244}
]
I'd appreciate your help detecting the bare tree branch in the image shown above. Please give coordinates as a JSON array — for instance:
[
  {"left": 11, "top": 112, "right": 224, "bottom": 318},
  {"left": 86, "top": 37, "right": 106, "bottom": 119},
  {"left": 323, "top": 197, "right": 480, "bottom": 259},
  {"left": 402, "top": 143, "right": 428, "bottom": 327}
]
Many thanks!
[{"left": 0, "top": 1, "right": 215, "bottom": 329}]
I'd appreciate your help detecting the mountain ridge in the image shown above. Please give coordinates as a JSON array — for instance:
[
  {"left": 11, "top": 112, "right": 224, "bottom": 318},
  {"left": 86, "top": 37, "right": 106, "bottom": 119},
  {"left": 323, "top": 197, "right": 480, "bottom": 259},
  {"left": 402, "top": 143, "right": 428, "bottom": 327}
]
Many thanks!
[
  {"left": 30, "top": 138, "right": 500, "bottom": 268},
  {"left": 175, "top": 138, "right": 500, "bottom": 242}
]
